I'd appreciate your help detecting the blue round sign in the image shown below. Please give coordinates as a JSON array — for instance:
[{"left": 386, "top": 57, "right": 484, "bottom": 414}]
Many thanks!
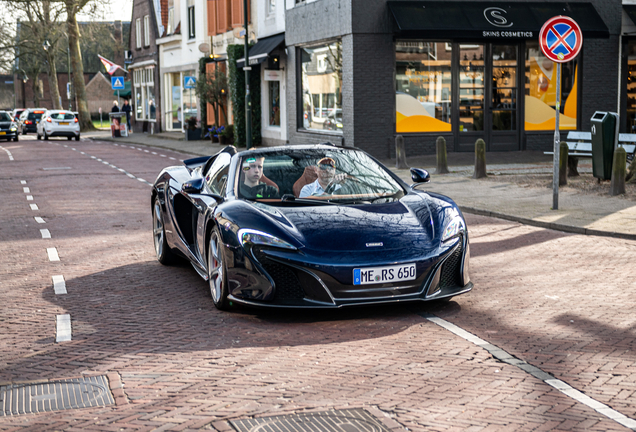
[{"left": 539, "top": 16, "right": 583, "bottom": 63}]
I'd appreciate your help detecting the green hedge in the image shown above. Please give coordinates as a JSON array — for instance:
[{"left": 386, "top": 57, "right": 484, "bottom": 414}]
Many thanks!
[
  {"left": 199, "top": 57, "right": 208, "bottom": 129},
  {"left": 227, "top": 44, "right": 261, "bottom": 147}
]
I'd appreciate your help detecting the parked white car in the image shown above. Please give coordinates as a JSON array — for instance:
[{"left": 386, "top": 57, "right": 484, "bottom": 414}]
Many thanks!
[{"left": 36, "top": 110, "right": 80, "bottom": 141}]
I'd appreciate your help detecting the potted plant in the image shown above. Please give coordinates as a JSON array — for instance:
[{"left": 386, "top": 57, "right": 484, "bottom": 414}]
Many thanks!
[
  {"left": 186, "top": 116, "right": 201, "bottom": 141},
  {"left": 206, "top": 126, "right": 220, "bottom": 143},
  {"left": 219, "top": 124, "right": 234, "bottom": 144}
]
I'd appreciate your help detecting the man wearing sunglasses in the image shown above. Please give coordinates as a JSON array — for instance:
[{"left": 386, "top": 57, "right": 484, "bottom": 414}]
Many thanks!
[
  {"left": 299, "top": 157, "right": 347, "bottom": 198},
  {"left": 240, "top": 156, "right": 279, "bottom": 199}
]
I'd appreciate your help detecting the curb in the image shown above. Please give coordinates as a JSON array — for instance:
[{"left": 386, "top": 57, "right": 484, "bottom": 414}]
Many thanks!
[{"left": 460, "top": 206, "right": 636, "bottom": 241}]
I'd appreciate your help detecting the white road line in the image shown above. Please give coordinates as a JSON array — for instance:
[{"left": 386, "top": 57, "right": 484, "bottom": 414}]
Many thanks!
[
  {"left": 34, "top": 217, "right": 45, "bottom": 224},
  {"left": 419, "top": 312, "right": 636, "bottom": 430},
  {"left": 20, "top": 180, "right": 26, "bottom": 184},
  {"left": 52, "top": 275, "right": 66, "bottom": 294},
  {"left": 151, "top": 151, "right": 157, "bottom": 155},
  {"left": 23, "top": 187, "right": 30, "bottom": 193},
  {"left": 160, "top": 154, "right": 167, "bottom": 157},
  {"left": 126, "top": 173, "right": 135, "bottom": 178},
  {"left": 144, "top": 150, "right": 149, "bottom": 153},
  {"left": 0, "top": 146, "right": 13, "bottom": 161},
  {"left": 46, "top": 247, "right": 60, "bottom": 261},
  {"left": 90, "top": 156, "right": 96, "bottom": 159},
  {"left": 137, "top": 178, "right": 146, "bottom": 183},
  {"left": 30, "top": 203, "right": 39, "bottom": 210},
  {"left": 169, "top": 157, "right": 176, "bottom": 160},
  {"left": 40, "top": 229, "right": 51, "bottom": 239},
  {"left": 26, "top": 195, "right": 33, "bottom": 201},
  {"left": 56, "top": 314, "right": 71, "bottom": 342}
]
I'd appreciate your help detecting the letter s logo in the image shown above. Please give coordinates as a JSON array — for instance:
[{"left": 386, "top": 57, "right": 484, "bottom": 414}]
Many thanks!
[{"left": 484, "top": 7, "right": 513, "bottom": 28}]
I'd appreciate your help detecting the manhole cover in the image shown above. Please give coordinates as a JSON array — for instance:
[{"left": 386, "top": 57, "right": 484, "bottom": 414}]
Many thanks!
[
  {"left": 230, "top": 409, "right": 391, "bottom": 432},
  {"left": 0, "top": 376, "right": 114, "bottom": 416}
]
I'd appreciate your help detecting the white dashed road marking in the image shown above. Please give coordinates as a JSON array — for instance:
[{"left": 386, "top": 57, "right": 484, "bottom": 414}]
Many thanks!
[
  {"left": 417, "top": 312, "right": 636, "bottom": 430},
  {"left": 34, "top": 217, "right": 46, "bottom": 224},
  {"left": 47, "top": 247, "right": 60, "bottom": 262},
  {"left": 40, "top": 229, "right": 51, "bottom": 239},
  {"left": 30, "top": 203, "right": 39, "bottom": 211},
  {"left": 56, "top": 314, "right": 71, "bottom": 342},
  {"left": 23, "top": 187, "right": 30, "bottom": 193},
  {"left": 20, "top": 180, "right": 26, "bottom": 184},
  {"left": 26, "top": 195, "right": 33, "bottom": 201},
  {"left": 52, "top": 275, "right": 67, "bottom": 294}
]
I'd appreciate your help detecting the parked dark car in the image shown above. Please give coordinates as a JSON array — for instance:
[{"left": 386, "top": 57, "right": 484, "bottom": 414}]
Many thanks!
[
  {"left": 18, "top": 108, "right": 47, "bottom": 134},
  {"left": 322, "top": 109, "right": 343, "bottom": 131},
  {"left": 0, "top": 111, "right": 19, "bottom": 141},
  {"left": 151, "top": 144, "right": 472, "bottom": 310}
]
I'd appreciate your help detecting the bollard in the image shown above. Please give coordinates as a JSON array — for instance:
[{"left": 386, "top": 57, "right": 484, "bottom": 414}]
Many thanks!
[
  {"left": 395, "top": 134, "right": 408, "bottom": 169},
  {"left": 473, "top": 139, "right": 487, "bottom": 179},
  {"left": 610, "top": 147, "right": 626, "bottom": 195},
  {"left": 559, "top": 141, "right": 568, "bottom": 186},
  {"left": 435, "top": 136, "right": 450, "bottom": 174}
]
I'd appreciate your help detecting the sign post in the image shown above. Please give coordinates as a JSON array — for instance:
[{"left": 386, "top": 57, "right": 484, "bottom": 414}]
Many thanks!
[
  {"left": 111, "top": 76, "right": 125, "bottom": 108},
  {"left": 184, "top": 76, "right": 196, "bottom": 129},
  {"left": 539, "top": 16, "right": 583, "bottom": 210}
]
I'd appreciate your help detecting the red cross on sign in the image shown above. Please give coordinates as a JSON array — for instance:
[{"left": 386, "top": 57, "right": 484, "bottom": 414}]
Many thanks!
[{"left": 539, "top": 16, "right": 583, "bottom": 63}]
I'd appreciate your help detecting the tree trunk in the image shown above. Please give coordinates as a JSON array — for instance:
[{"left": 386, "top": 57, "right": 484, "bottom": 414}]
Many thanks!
[
  {"left": 66, "top": 6, "right": 93, "bottom": 131},
  {"left": 46, "top": 51, "right": 62, "bottom": 110}
]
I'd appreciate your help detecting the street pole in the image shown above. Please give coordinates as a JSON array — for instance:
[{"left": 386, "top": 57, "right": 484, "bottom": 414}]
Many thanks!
[
  {"left": 67, "top": 46, "right": 72, "bottom": 111},
  {"left": 552, "top": 63, "right": 561, "bottom": 210},
  {"left": 243, "top": 0, "right": 252, "bottom": 147}
]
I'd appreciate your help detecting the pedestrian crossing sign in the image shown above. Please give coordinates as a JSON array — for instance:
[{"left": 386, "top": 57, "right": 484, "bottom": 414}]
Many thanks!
[
  {"left": 184, "top": 76, "right": 196, "bottom": 89},
  {"left": 111, "top": 77, "right": 125, "bottom": 90}
]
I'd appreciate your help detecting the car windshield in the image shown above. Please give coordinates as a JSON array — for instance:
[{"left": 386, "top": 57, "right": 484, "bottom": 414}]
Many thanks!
[
  {"left": 236, "top": 148, "right": 405, "bottom": 204},
  {"left": 28, "top": 112, "right": 45, "bottom": 120},
  {"left": 0, "top": 113, "right": 11, "bottom": 121},
  {"left": 50, "top": 112, "right": 75, "bottom": 120}
]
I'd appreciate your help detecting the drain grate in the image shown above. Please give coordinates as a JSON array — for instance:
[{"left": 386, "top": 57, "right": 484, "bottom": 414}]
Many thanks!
[
  {"left": 230, "top": 408, "right": 391, "bottom": 432},
  {"left": 0, "top": 375, "right": 114, "bottom": 416}
]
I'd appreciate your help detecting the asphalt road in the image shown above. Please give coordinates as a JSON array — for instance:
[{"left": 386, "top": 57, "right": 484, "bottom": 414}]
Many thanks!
[{"left": 1, "top": 135, "right": 635, "bottom": 431}]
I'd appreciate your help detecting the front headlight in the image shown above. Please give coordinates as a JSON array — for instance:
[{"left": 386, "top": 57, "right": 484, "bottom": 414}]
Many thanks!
[
  {"left": 238, "top": 228, "right": 297, "bottom": 250},
  {"left": 442, "top": 217, "right": 464, "bottom": 242}
]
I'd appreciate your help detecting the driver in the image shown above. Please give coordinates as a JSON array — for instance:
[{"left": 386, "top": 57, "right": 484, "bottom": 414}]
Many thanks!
[
  {"left": 299, "top": 157, "right": 347, "bottom": 198},
  {"left": 240, "top": 156, "right": 279, "bottom": 199}
]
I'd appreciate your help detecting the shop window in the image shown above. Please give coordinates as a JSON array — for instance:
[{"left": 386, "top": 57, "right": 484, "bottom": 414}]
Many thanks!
[
  {"left": 299, "top": 40, "right": 342, "bottom": 133},
  {"left": 182, "top": 70, "right": 198, "bottom": 123},
  {"left": 459, "top": 45, "right": 485, "bottom": 132},
  {"left": 395, "top": 41, "right": 452, "bottom": 133},
  {"left": 525, "top": 41, "right": 578, "bottom": 131},
  {"left": 625, "top": 41, "right": 636, "bottom": 133},
  {"left": 134, "top": 67, "right": 156, "bottom": 121},
  {"left": 269, "top": 81, "right": 280, "bottom": 126}
]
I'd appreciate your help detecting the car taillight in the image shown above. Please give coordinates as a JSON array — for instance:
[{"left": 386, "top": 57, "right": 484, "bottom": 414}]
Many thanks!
[
  {"left": 46, "top": 117, "right": 52, "bottom": 123},
  {"left": 25, "top": 120, "right": 31, "bottom": 125},
  {"left": 74, "top": 117, "right": 78, "bottom": 123}
]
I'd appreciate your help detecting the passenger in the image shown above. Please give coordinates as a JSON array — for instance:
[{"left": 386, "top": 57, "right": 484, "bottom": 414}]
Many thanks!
[
  {"left": 240, "top": 156, "right": 279, "bottom": 199},
  {"left": 299, "top": 157, "right": 347, "bottom": 197}
]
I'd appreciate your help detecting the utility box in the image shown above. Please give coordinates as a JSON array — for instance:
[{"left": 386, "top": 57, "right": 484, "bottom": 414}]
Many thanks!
[{"left": 590, "top": 111, "right": 618, "bottom": 180}]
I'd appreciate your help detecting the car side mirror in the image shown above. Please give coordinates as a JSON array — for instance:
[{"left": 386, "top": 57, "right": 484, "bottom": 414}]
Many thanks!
[
  {"left": 182, "top": 178, "right": 204, "bottom": 194},
  {"left": 410, "top": 168, "right": 431, "bottom": 185}
]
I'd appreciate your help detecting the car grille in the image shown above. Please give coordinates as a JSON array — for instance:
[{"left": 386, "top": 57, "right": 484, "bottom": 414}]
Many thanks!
[
  {"left": 439, "top": 236, "right": 463, "bottom": 289},
  {"left": 253, "top": 249, "right": 306, "bottom": 301}
]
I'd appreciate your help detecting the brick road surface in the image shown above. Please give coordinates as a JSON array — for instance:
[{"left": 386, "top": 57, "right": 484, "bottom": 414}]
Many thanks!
[{"left": 0, "top": 136, "right": 634, "bottom": 431}]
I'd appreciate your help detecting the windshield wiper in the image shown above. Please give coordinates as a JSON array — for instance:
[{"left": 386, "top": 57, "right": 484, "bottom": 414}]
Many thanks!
[{"left": 279, "top": 194, "right": 337, "bottom": 205}]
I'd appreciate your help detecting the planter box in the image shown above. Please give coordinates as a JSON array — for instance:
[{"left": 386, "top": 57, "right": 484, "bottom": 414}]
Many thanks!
[{"left": 186, "top": 128, "right": 202, "bottom": 141}]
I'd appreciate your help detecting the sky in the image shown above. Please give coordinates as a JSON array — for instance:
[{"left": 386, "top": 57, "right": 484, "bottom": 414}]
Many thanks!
[{"left": 78, "top": 0, "right": 134, "bottom": 22}]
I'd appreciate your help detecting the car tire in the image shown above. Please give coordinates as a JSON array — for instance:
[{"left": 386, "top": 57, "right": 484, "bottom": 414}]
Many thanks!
[
  {"left": 75, "top": 134, "right": 80, "bottom": 141},
  {"left": 36, "top": 133, "right": 41, "bottom": 140},
  {"left": 14, "top": 136, "right": 18, "bottom": 142},
  {"left": 43, "top": 132, "right": 48, "bottom": 140},
  {"left": 153, "top": 197, "right": 178, "bottom": 265},
  {"left": 67, "top": 136, "right": 72, "bottom": 140},
  {"left": 208, "top": 229, "right": 229, "bottom": 310},
  {"left": 22, "top": 131, "right": 26, "bottom": 135}
]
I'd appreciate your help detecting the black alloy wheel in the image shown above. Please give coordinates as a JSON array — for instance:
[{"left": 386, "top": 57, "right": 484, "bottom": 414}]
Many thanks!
[
  {"left": 208, "top": 229, "right": 229, "bottom": 310},
  {"left": 153, "top": 197, "right": 177, "bottom": 265}
]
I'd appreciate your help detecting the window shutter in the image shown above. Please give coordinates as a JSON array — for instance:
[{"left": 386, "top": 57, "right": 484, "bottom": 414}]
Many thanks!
[
  {"left": 207, "top": 0, "right": 217, "bottom": 35},
  {"left": 206, "top": 62, "right": 216, "bottom": 125},
  {"left": 216, "top": 0, "right": 229, "bottom": 33},
  {"left": 230, "top": 0, "right": 242, "bottom": 28}
]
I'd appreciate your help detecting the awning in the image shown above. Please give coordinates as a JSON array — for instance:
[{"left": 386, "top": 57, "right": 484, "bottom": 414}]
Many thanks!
[
  {"left": 388, "top": 1, "right": 609, "bottom": 40},
  {"left": 236, "top": 33, "right": 285, "bottom": 68},
  {"left": 624, "top": 5, "right": 636, "bottom": 27}
]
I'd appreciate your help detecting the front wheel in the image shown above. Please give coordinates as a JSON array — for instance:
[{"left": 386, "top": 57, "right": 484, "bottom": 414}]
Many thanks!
[
  {"left": 14, "top": 136, "right": 19, "bottom": 142},
  {"left": 153, "top": 197, "right": 178, "bottom": 265},
  {"left": 43, "top": 132, "right": 48, "bottom": 141},
  {"left": 208, "top": 230, "right": 229, "bottom": 310}
]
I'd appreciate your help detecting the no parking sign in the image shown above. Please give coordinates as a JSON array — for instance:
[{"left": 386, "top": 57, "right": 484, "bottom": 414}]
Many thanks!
[{"left": 539, "top": 16, "right": 583, "bottom": 63}]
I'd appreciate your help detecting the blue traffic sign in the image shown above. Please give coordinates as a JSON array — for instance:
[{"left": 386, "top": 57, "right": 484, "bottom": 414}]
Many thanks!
[
  {"left": 184, "top": 76, "right": 196, "bottom": 89},
  {"left": 111, "top": 76, "right": 125, "bottom": 90}
]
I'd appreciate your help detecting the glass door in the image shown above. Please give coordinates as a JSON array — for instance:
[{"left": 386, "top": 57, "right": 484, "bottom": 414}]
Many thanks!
[
  {"left": 456, "top": 44, "right": 485, "bottom": 151},
  {"left": 490, "top": 45, "right": 519, "bottom": 151}
]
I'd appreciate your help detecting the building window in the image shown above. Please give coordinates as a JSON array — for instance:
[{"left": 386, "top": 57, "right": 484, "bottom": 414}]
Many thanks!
[
  {"left": 395, "top": 41, "right": 452, "bottom": 133},
  {"left": 525, "top": 41, "right": 578, "bottom": 131},
  {"left": 268, "top": 0, "right": 275, "bottom": 15},
  {"left": 299, "top": 40, "right": 342, "bottom": 133},
  {"left": 187, "top": 0, "right": 195, "bottom": 39},
  {"left": 626, "top": 41, "right": 636, "bottom": 132},
  {"left": 134, "top": 67, "right": 156, "bottom": 121},
  {"left": 135, "top": 18, "right": 141, "bottom": 49},
  {"left": 269, "top": 81, "right": 280, "bottom": 126},
  {"left": 143, "top": 15, "right": 150, "bottom": 46},
  {"left": 167, "top": 0, "right": 174, "bottom": 35},
  {"left": 182, "top": 70, "right": 198, "bottom": 122}
]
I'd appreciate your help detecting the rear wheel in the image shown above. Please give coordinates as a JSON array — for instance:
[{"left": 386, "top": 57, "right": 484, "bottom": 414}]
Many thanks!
[
  {"left": 43, "top": 132, "right": 48, "bottom": 140},
  {"left": 153, "top": 197, "right": 178, "bottom": 265},
  {"left": 75, "top": 134, "right": 80, "bottom": 141},
  {"left": 36, "top": 133, "right": 41, "bottom": 140},
  {"left": 67, "top": 136, "right": 72, "bottom": 140},
  {"left": 208, "top": 230, "right": 229, "bottom": 310}
]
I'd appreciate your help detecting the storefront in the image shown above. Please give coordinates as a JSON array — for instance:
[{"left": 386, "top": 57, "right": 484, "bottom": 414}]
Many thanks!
[
  {"left": 285, "top": 0, "right": 619, "bottom": 157},
  {"left": 163, "top": 70, "right": 198, "bottom": 131}
]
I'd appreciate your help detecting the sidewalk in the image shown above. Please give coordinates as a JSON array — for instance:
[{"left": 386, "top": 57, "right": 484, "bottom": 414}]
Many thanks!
[{"left": 86, "top": 130, "right": 636, "bottom": 240}]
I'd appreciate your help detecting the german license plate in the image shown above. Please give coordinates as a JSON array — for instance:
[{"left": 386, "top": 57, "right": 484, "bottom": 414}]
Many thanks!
[
  {"left": 0, "top": 132, "right": 5, "bottom": 135},
  {"left": 353, "top": 263, "right": 416, "bottom": 285},
  {"left": 59, "top": 122, "right": 69, "bottom": 125}
]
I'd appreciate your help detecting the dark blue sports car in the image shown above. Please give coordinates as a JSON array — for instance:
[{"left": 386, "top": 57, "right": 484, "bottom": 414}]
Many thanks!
[{"left": 151, "top": 144, "right": 472, "bottom": 309}]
